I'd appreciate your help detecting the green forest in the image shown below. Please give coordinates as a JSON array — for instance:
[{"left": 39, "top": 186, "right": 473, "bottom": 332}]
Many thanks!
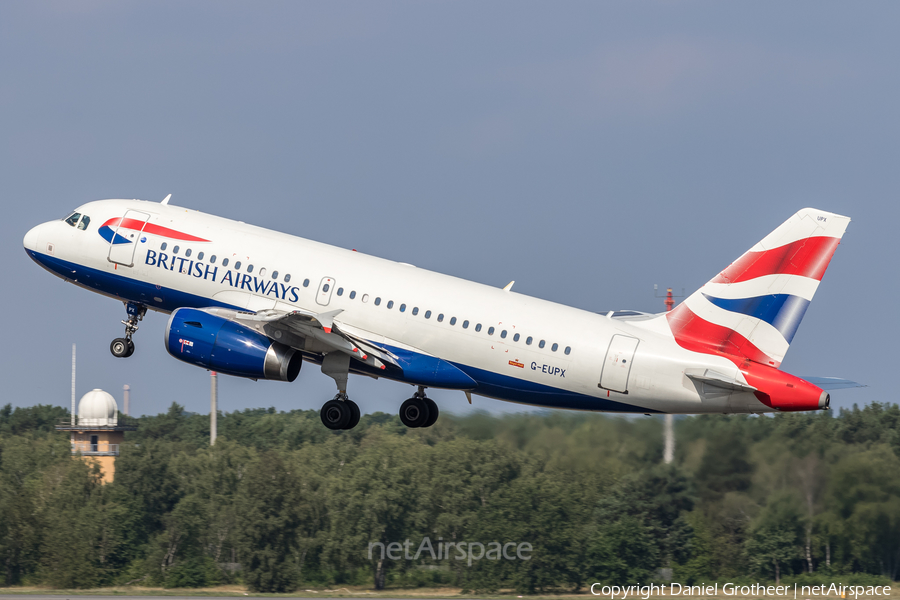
[{"left": 1, "top": 401, "right": 899, "bottom": 593}]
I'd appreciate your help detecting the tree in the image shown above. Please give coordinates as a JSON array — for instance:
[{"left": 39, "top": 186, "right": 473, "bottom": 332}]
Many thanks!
[
  {"left": 745, "top": 491, "right": 802, "bottom": 584},
  {"left": 234, "top": 450, "right": 302, "bottom": 592}
]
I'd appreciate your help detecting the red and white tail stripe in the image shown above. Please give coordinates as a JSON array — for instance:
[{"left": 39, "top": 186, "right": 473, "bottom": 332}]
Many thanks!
[{"left": 667, "top": 208, "right": 850, "bottom": 367}]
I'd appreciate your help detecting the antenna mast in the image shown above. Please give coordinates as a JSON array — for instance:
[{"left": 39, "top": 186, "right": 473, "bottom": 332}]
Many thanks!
[
  {"left": 654, "top": 286, "right": 684, "bottom": 465},
  {"left": 71, "top": 344, "right": 76, "bottom": 426},
  {"left": 210, "top": 371, "right": 218, "bottom": 445}
]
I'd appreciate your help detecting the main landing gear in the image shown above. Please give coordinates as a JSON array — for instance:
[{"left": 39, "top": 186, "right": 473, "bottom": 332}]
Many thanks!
[
  {"left": 110, "top": 302, "right": 146, "bottom": 358},
  {"left": 319, "top": 352, "right": 360, "bottom": 430},
  {"left": 317, "top": 353, "right": 440, "bottom": 431},
  {"left": 320, "top": 393, "right": 361, "bottom": 430},
  {"left": 399, "top": 387, "right": 439, "bottom": 428}
]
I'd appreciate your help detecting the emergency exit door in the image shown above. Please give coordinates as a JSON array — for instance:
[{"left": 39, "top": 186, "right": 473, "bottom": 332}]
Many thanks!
[
  {"left": 599, "top": 335, "right": 639, "bottom": 394},
  {"left": 316, "top": 277, "right": 335, "bottom": 306}
]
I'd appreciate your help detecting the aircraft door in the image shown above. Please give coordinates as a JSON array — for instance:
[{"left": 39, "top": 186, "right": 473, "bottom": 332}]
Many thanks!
[
  {"left": 599, "top": 334, "right": 639, "bottom": 394},
  {"left": 107, "top": 210, "right": 151, "bottom": 267},
  {"left": 316, "top": 277, "right": 335, "bottom": 306}
]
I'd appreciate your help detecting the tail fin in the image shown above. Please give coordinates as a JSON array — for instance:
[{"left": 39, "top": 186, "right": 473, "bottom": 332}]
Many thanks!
[{"left": 667, "top": 208, "right": 850, "bottom": 367}]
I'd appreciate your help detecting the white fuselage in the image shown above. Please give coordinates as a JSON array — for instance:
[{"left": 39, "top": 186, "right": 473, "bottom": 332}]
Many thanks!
[{"left": 24, "top": 199, "right": 770, "bottom": 414}]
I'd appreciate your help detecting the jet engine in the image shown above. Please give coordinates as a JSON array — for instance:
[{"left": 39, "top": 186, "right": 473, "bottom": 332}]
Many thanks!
[{"left": 165, "top": 308, "right": 302, "bottom": 381}]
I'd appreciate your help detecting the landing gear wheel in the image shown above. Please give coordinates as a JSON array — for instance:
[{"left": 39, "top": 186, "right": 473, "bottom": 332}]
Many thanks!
[
  {"left": 110, "top": 338, "right": 131, "bottom": 358},
  {"left": 422, "top": 398, "right": 439, "bottom": 428},
  {"left": 320, "top": 399, "right": 351, "bottom": 430},
  {"left": 345, "top": 399, "right": 361, "bottom": 430},
  {"left": 111, "top": 303, "right": 145, "bottom": 359},
  {"left": 399, "top": 397, "right": 430, "bottom": 428}
]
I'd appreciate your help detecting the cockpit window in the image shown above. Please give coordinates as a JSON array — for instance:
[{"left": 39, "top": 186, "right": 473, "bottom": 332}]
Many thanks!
[
  {"left": 64, "top": 212, "right": 81, "bottom": 227},
  {"left": 77, "top": 215, "right": 90, "bottom": 230}
]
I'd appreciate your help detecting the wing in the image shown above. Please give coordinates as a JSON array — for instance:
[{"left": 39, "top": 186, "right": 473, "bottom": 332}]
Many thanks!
[{"left": 202, "top": 307, "right": 399, "bottom": 372}]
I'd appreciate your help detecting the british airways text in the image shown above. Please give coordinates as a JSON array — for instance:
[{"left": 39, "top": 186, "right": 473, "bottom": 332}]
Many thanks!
[{"left": 145, "top": 250, "right": 300, "bottom": 302}]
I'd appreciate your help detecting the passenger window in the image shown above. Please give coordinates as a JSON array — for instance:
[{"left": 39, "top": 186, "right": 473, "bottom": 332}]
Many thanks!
[
  {"left": 526, "top": 336, "right": 533, "bottom": 345},
  {"left": 412, "top": 307, "right": 419, "bottom": 315},
  {"left": 450, "top": 317, "right": 457, "bottom": 325},
  {"left": 77, "top": 215, "right": 90, "bottom": 230},
  {"left": 488, "top": 327, "right": 495, "bottom": 335},
  {"left": 362, "top": 294, "right": 369, "bottom": 303},
  {"left": 272, "top": 270, "right": 278, "bottom": 279},
  {"left": 437, "top": 314, "right": 444, "bottom": 322},
  {"left": 513, "top": 333, "right": 520, "bottom": 342},
  {"left": 323, "top": 283, "right": 330, "bottom": 293},
  {"left": 337, "top": 287, "right": 343, "bottom": 296},
  {"left": 539, "top": 340, "right": 546, "bottom": 349},
  {"left": 173, "top": 246, "right": 180, "bottom": 255},
  {"left": 65, "top": 212, "right": 81, "bottom": 227},
  {"left": 350, "top": 291, "right": 356, "bottom": 299},
  {"left": 259, "top": 268, "right": 266, "bottom": 278},
  {"left": 375, "top": 297, "right": 381, "bottom": 306},
  {"left": 210, "top": 254, "right": 216, "bottom": 263},
  {"left": 222, "top": 258, "right": 229, "bottom": 266},
  {"left": 425, "top": 310, "right": 432, "bottom": 319},
  {"left": 565, "top": 346, "right": 572, "bottom": 355},
  {"left": 475, "top": 324, "right": 482, "bottom": 332},
  {"left": 161, "top": 242, "right": 168, "bottom": 251},
  {"left": 552, "top": 343, "right": 558, "bottom": 352},
  {"left": 400, "top": 304, "right": 406, "bottom": 312},
  {"left": 198, "top": 252, "right": 204, "bottom": 261},
  {"left": 463, "top": 320, "right": 469, "bottom": 329},
  {"left": 247, "top": 265, "right": 254, "bottom": 273},
  {"left": 286, "top": 274, "right": 293, "bottom": 283},
  {"left": 387, "top": 300, "right": 394, "bottom": 309},
  {"left": 185, "top": 249, "right": 192, "bottom": 257},
  {"left": 235, "top": 261, "right": 241, "bottom": 270},
  {"left": 500, "top": 330, "right": 507, "bottom": 339}
]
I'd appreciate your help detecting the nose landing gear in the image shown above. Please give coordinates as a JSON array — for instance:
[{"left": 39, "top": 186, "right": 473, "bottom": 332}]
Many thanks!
[{"left": 110, "top": 302, "right": 146, "bottom": 358}]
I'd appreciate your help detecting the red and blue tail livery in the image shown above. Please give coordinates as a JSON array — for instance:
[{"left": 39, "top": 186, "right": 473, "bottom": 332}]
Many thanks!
[
  {"left": 667, "top": 208, "right": 849, "bottom": 368},
  {"left": 23, "top": 199, "right": 859, "bottom": 429}
]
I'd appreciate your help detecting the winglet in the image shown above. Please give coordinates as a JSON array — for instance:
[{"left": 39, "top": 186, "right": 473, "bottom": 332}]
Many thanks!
[
  {"left": 161, "top": 193, "right": 172, "bottom": 205},
  {"left": 503, "top": 281, "right": 515, "bottom": 291}
]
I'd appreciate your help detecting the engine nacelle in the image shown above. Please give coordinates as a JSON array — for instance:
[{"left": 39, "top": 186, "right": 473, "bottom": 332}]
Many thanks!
[{"left": 165, "top": 308, "right": 302, "bottom": 381}]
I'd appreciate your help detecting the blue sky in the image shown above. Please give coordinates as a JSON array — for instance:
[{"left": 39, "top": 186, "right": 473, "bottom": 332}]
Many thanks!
[{"left": 2, "top": 1, "right": 896, "bottom": 418}]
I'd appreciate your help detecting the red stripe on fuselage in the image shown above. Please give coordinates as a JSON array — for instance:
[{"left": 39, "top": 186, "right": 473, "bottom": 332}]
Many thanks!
[
  {"left": 711, "top": 236, "right": 840, "bottom": 284},
  {"left": 102, "top": 218, "right": 210, "bottom": 242}
]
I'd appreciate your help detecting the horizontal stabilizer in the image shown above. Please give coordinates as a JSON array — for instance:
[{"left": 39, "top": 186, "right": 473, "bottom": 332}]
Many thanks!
[
  {"left": 801, "top": 376, "right": 865, "bottom": 391},
  {"left": 685, "top": 368, "right": 757, "bottom": 393}
]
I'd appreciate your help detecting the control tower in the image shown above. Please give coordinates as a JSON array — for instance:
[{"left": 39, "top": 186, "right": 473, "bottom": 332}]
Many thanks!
[{"left": 55, "top": 389, "right": 136, "bottom": 483}]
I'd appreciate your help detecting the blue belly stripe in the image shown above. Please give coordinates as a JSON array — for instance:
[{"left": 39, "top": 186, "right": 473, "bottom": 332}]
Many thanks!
[{"left": 26, "top": 249, "right": 654, "bottom": 413}]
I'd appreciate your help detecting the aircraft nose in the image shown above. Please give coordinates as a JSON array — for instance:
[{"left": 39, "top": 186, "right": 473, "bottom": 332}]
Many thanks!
[{"left": 23, "top": 224, "right": 41, "bottom": 252}]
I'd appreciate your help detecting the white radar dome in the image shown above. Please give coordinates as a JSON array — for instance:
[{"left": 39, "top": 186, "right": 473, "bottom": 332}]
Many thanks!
[{"left": 77, "top": 389, "right": 118, "bottom": 427}]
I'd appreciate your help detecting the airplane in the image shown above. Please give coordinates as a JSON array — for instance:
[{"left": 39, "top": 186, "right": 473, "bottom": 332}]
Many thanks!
[{"left": 24, "top": 199, "right": 854, "bottom": 429}]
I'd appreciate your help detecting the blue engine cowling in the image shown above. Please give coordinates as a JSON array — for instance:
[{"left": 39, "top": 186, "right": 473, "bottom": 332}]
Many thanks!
[{"left": 165, "top": 308, "right": 302, "bottom": 381}]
